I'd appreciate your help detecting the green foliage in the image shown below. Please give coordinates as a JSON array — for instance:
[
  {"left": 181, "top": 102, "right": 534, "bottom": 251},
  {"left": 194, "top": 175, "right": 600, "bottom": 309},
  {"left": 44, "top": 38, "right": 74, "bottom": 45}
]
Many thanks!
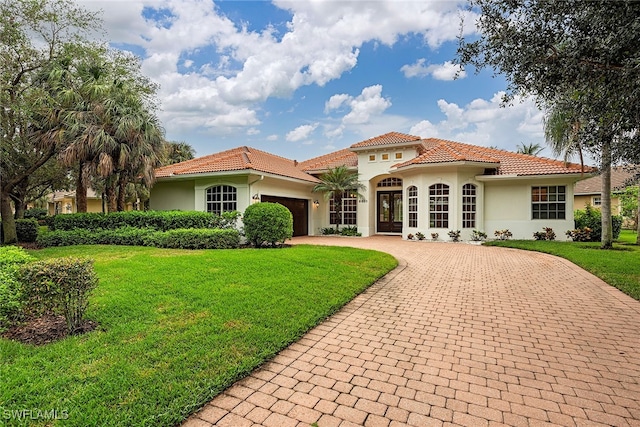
[
  {"left": 38, "top": 227, "right": 155, "bottom": 247},
  {"left": 243, "top": 203, "right": 293, "bottom": 247},
  {"left": 619, "top": 185, "right": 638, "bottom": 223},
  {"left": 50, "top": 210, "right": 239, "bottom": 232},
  {"left": 566, "top": 227, "right": 593, "bottom": 242},
  {"left": 143, "top": 229, "right": 240, "bottom": 249},
  {"left": 494, "top": 229, "right": 513, "bottom": 240},
  {"left": 574, "top": 205, "right": 622, "bottom": 241},
  {"left": 0, "top": 246, "right": 35, "bottom": 330},
  {"left": 312, "top": 165, "right": 365, "bottom": 230},
  {"left": 24, "top": 208, "right": 48, "bottom": 221},
  {"left": 533, "top": 227, "right": 556, "bottom": 241},
  {"left": 470, "top": 230, "right": 487, "bottom": 241},
  {"left": 19, "top": 257, "right": 98, "bottom": 333},
  {"left": 339, "top": 226, "right": 361, "bottom": 237},
  {"left": 448, "top": 230, "right": 461, "bottom": 242},
  {"left": 15, "top": 219, "right": 39, "bottom": 242}
]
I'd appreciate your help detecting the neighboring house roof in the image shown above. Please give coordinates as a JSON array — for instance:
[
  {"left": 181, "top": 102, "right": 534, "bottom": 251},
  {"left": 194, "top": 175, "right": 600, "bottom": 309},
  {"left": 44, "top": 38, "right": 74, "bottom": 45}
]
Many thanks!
[
  {"left": 574, "top": 166, "right": 637, "bottom": 195},
  {"left": 155, "top": 146, "right": 320, "bottom": 183},
  {"left": 394, "top": 138, "right": 587, "bottom": 176}
]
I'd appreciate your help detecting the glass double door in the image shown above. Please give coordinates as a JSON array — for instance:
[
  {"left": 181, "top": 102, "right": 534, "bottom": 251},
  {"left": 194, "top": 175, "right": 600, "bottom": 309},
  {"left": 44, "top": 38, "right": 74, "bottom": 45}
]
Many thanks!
[{"left": 377, "top": 191, "right": 403, "bottom": 233}]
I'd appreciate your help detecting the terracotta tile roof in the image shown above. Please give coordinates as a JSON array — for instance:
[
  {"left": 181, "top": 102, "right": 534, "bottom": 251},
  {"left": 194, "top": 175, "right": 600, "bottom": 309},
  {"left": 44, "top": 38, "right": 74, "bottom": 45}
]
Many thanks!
[
  {"left": 395, "top": 138, "right": 588, "bottom": 176},
  {"left": 574, "top": 166, "right": 637, "bottom": 194},
  {"left": 349, "top": 131, "right": 422, "bottom": 149},
  {"left": 155, "top": 146, "right": 319, "bottom": 183},
  {"left": 297, "top": 148, "right": 358, "bottom": 173}
]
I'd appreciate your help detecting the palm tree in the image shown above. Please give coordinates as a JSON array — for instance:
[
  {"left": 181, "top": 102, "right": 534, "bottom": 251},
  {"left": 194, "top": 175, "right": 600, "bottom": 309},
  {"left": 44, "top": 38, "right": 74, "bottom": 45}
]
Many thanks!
[
  {"left": 544, "top": 104, "right": 585, "bottom": 173},
  {"left": 162, "top": 141, "right": 195, "bottom": 165},
  {"left": 516, "top": 142, "right": 544, "bottom": 156},
  {"left": 312, "top": 165, "right": 366, "bottom": 232}
]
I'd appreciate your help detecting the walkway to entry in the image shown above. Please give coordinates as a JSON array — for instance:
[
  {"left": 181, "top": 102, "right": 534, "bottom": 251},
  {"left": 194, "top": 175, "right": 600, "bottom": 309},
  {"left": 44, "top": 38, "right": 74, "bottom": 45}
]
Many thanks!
[{"left": 185, "top": 236, "right": 640, "bottom": 427}]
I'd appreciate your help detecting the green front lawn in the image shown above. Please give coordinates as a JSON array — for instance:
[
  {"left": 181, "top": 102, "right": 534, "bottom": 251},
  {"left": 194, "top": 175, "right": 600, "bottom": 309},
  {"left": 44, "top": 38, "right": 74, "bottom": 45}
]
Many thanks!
[
  {"left": 484, "top": 229, "right": 640, "bottom": 301},
  {"left": 1, "top": 245, "right": 397, "bottom": 426}
]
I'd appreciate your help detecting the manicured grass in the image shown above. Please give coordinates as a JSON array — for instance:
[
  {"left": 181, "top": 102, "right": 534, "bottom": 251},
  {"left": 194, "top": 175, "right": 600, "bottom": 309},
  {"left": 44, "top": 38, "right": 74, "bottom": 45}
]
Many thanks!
[
  {"left": 1, "top": 245, "right": 396, "bottom": 426},
  {"left": 484, "top": 230, "right": 640, "bottom": 301}
]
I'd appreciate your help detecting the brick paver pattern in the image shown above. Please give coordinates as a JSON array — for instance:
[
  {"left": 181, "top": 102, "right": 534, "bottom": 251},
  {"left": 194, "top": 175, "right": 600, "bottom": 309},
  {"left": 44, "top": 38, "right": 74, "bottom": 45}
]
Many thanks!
[{"left": 184, "top": 236, "right": 640, "bottom": 427}]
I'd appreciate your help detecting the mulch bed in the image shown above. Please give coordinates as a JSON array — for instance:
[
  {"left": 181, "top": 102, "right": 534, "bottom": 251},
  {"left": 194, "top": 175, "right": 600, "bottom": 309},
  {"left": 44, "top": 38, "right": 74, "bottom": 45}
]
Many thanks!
[{"left": 2, "top": 315, "right": 98, "bottom": 346}]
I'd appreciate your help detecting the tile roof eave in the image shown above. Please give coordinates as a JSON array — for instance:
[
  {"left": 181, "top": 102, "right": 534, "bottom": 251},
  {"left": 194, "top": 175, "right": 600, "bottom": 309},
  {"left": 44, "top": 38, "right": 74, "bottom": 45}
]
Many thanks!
[
  {"left": 156, "top": 168, "right": 320, "bottom": 184},
  {"left": 475, "top": 172, "right": 587, "bottom": 181},
  {"left": 392, "top": 160, "right": 501, "bottom": 171}
]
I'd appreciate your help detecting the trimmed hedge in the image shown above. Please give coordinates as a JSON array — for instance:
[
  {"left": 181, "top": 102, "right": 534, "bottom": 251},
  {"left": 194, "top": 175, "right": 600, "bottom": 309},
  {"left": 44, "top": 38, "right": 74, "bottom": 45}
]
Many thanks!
[
  {"left": 243, "top": 202, "right": 293, "bottom": 247},
  {"left": 143, "top": 228, "right": 240, "bottom": 249},
  {"left": 49, "top": 210, "right": 240, "bottom": 232},
  {"left": 37, "top": 227, "right": 155, "bottom": 247},
  {"left": 24, "top": 208, "right": 48, "bottom": 221},
  {"left": 37, "top": 227, "right": 240, "bottom": 249}
]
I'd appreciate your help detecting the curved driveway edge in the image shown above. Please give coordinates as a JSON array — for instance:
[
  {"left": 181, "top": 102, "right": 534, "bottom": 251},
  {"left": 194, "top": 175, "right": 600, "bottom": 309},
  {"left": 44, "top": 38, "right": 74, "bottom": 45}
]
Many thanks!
[{"left": 184, "top": 236, "right": 640, "bottom": 427}]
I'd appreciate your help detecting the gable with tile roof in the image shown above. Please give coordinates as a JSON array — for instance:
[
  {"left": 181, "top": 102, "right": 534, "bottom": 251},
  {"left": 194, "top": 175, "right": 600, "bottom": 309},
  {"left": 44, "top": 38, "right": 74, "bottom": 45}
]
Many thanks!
[{"left": 150, "top": 132, "right": 590, "bottom": 240}]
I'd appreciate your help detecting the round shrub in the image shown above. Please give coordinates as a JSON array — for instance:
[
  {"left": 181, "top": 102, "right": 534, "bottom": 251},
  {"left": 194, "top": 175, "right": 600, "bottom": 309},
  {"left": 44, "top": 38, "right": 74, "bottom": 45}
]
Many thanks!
[
  {"left": 243, "top": 202, "right": 293, "bottom": 247},
  {"left": 0, "top": 246, "right": 35, "bottom": 330}
]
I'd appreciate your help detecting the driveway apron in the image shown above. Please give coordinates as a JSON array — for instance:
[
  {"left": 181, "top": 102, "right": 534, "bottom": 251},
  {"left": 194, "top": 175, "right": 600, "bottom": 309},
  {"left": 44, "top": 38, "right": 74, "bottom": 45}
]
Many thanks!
[{"left": 184, "top": 236, "right": 640, "bottom": 427}]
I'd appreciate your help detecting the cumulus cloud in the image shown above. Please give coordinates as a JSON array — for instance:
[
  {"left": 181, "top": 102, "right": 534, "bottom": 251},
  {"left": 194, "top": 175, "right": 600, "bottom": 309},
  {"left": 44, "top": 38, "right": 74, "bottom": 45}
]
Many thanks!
[
  {"left": 78, "top": 0, "right": 477, "bottom": 141},
  {"left": 325, "top": 85, "right": 392, "bottom": 126},
  {"left": 401, "top": 59, "right": 466, "bottom": 81},
  {"left": 410, "top": 92, "right": 546, "bottom": 152},
  {"left": 286, "top": 123, "right": 319, "bottom": 142}
]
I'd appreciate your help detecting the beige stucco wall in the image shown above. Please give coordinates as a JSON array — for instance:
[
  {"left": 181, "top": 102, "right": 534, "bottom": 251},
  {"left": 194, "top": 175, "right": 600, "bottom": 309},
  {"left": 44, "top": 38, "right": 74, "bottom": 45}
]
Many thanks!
[
  {"left": 483, "top": 178, "right": 576, "bottom": 240},
  {"left": 149, "top": 180, "right": 197, "bottom": 211},
  {"left": 150, "top": 174, "right": 322, "bottom": 234},
  {"left": 395, "top": 165, "right": 486, "bottom": 240}
]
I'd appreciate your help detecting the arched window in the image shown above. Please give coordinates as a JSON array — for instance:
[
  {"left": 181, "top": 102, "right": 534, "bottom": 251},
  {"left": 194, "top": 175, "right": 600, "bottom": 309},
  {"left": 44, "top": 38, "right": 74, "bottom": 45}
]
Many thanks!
[
  {"left": 462, "top": 184, "right": 477, "bottom": 229},
  {"left": 206, "top": 185, "right": 237, "bottom": 215},
  {"left": 429, "top": 183, "right": 449, "bottom": 228},
  {"left": 407, "top": 186, "right": 418, "bottom": 228},
  {"left": 377, "top": 177, "right": 403, "bottom": 187}
]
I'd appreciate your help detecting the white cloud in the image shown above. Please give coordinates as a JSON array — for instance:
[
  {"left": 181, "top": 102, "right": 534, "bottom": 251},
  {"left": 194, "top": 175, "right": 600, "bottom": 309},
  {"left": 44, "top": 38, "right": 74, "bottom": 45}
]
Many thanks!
[
  {"left": 78, "top": 0, "right": 478, "bottom": 140},
  {"left": 401, "top": 59, "right": 466, "bottom": 81},
  {"left": 410, "top": 92, "right": 546, "bottom": 152},
  {"left": 325, "top": 85, "right": 392, "bottom": 126},
  {"left": 286, "top": 123, "right": 318, "bottom": 142},
  {"left": 246, "top": 128, "right": 260, "bottom": 136},
  {"left": 266, "top": 134, "right": 278, "bottom": 141}
]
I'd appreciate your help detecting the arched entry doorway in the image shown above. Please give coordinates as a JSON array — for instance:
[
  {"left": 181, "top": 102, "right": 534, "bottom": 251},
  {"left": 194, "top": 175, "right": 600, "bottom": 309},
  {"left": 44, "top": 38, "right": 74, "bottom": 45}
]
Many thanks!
[{"left": 376, "top": 178, "right": 402, "bottom": 233}]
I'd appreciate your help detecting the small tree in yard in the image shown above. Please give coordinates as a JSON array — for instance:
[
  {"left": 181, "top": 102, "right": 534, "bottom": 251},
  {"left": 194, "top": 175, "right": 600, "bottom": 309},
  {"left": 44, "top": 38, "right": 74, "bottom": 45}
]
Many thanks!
[
  {"left": 243, "top": 202, "right": 293, "bottom": 248},
  {"left": 312, "top": 165, "right": 366, "bottom": 232},
  {"left": 20, "top": 257, "right": 98, "bottom": 334}
]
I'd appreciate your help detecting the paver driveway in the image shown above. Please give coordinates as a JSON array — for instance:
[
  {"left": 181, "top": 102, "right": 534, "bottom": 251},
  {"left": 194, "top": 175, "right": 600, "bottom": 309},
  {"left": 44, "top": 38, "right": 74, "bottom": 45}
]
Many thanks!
[{"left": 184, "top": 236, "right": 640, "bottom": 427}]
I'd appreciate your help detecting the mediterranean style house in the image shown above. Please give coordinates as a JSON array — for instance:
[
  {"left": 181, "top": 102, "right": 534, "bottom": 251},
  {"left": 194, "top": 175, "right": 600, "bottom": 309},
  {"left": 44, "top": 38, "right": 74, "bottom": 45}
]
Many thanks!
[{"left": 150, "top": 132, "right": 588, "bottom": 240}]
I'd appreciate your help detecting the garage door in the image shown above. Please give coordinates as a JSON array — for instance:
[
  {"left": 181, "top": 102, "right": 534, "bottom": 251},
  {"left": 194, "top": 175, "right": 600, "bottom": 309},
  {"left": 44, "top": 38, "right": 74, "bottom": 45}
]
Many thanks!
[{"left": 260, "top": 196, "right": 309, "bottom": 237}]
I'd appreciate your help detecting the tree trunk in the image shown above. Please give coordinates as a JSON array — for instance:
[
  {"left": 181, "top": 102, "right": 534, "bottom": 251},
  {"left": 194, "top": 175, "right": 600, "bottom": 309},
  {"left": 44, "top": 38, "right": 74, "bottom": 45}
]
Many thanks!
[
  {"left": 637, "top": 186, "right": 640, "bottom": 245},
  {"left": 76, "top": 164, "right": 88, "bottom": 213},
  {"left": 600, "top": 140, "right": 613, "bottom": 249},
  {"left": 334, "top": 194, "right": 342, "bottom": 232},
  {"left": 1, "top": 191, "right": 17, "bottom": 244},
  {"left": 104, "top": 175, "right": 118, "bottom": 213},
  {"left": 117, "top": 174, "right": 127, "bottom": 211}
]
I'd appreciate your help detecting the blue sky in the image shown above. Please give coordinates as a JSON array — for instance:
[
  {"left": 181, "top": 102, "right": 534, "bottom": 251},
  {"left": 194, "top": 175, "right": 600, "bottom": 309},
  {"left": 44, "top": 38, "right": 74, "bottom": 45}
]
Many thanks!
[{"left": 80, "top": 0, "right": 551, "bottom": 161}]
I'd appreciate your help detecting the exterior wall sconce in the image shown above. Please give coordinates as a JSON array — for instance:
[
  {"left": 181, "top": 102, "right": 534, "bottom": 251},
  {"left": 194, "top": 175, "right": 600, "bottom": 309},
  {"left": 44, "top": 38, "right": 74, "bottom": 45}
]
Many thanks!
[
  {"left": 313, "top": 200, "right": 320, "bottom": 207},
  {"left": 252, "top": 193, "right": 260, "bottom": 200}
]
